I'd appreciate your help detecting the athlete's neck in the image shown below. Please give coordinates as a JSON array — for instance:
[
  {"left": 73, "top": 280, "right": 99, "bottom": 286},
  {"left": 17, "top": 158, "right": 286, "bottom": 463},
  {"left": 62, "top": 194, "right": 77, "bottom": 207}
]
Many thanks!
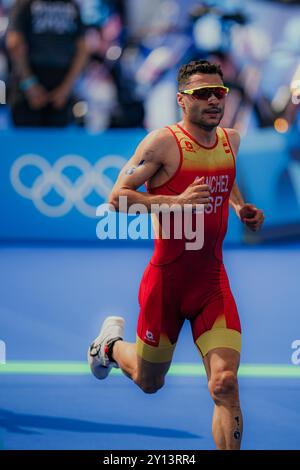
[{"left": 179, "top": 119, "right": 217, "bottom": 147}]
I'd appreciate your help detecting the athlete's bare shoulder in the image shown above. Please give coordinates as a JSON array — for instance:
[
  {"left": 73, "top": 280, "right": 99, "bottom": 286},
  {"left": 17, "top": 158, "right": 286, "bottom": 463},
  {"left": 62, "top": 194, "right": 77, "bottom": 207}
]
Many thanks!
[
  {"left": 223, "top": 128, "right": 241, "bottom": 157},
  {"left": 138, "top": 127, "right": 177, "bottom": 162},
  {"left": 109, "top": 126, "right": 178, "bottom": 194}
]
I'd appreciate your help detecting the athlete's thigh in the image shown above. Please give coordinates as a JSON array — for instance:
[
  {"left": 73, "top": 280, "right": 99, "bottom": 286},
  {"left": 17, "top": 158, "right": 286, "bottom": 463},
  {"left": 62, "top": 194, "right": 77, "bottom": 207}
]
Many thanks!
[
  {"left": 190, "top": 280, "right": 242, "bottom": 360},
  {"left": 137, "top": 262, "right": 184, "bottom": 369}
]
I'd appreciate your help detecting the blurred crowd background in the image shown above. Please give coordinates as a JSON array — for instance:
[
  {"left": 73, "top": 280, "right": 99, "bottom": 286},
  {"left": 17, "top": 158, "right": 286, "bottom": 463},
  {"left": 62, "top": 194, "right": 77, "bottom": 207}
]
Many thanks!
[
  {"left": 0, "top": 0, "right": 299, "bottom": 133},
  {"left": 0, "top": 0, "right": 300, "bottom": 245}
]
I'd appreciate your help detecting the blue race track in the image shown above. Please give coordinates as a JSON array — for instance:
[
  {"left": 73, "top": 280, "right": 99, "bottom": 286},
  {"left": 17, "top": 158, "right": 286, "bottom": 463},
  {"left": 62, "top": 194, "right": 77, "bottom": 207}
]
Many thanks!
[{"left": 1, "top": 244, "right": 300, "bottom": 450}]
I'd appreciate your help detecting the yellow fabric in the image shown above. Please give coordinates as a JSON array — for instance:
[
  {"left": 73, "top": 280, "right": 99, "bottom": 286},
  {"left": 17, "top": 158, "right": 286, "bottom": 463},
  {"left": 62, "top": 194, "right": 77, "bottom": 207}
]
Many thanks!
[
  {"left": 212, "top": 313, "right": 227, "bottom": 329},
  {"left": 136, "top": 335, "right": 175, "bottom": 363},
  {"left": 167, "top": 125, "right": 234, "bottom": 172},
  {"left": 196, "top": 328, "right": 242, "bottom": 357}
]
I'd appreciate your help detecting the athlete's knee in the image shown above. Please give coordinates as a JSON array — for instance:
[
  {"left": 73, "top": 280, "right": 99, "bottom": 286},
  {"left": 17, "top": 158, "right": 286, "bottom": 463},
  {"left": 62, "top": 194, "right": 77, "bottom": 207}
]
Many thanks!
[
  {"left": 208, "top": 370, "right": 239, "bottom": 405},
  {"left": 135, "top": 375, "right": 165, "bottom": 394}
]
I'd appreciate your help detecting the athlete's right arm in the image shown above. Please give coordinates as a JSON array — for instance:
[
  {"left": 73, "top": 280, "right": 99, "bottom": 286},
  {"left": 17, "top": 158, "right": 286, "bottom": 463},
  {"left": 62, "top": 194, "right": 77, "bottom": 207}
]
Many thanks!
[{"left": 109, "top": 129, "right": 211, "bottom": 212}]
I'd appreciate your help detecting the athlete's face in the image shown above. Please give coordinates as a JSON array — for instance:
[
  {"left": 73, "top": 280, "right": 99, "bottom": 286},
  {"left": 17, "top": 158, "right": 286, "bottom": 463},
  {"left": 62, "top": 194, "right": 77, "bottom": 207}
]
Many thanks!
[{"left": 177, "top": 73, "right": 226, "bottom": 131}]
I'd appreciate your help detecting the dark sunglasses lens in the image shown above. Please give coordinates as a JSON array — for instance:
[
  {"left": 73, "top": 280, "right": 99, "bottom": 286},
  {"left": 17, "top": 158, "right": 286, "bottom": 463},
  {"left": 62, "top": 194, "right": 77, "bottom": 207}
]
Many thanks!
[
  {"left": 193, "top": 87, "right": 227, "bottom": 99},
  {"left": 213, "top": 88, "right": 227, "bottom": 99},
  {"left": 192, "top": 89, "right": 211, "bottom": 99}
]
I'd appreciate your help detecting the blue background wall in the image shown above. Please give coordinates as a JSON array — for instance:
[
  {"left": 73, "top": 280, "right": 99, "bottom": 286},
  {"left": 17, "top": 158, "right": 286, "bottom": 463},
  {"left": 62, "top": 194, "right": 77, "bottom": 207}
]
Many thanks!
[{"left": 2, "top": 127, "right": 300, "bottom": 244}]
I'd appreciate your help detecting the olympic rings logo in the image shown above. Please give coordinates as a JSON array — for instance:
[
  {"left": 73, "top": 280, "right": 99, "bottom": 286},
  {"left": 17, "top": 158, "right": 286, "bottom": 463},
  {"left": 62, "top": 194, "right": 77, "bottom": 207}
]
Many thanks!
[{"left": 10, "top": 154, "right": 127, "bottom": 218}]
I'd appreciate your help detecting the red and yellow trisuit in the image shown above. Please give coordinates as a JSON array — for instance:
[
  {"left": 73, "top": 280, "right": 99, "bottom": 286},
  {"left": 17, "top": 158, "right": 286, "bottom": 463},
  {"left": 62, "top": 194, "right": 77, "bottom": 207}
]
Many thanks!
[{"left": 137, "top": 123, "right": 241, "bottom": 362}]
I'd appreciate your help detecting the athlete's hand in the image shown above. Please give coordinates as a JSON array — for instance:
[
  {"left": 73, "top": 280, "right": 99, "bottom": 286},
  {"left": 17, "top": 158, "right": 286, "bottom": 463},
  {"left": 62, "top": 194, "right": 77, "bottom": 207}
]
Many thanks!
[
  {"left": 239, "top": 203, "right": 265, "bottom": 231},
  {"left": 175, "top": 177, "right": 211, "bottom": 208}
]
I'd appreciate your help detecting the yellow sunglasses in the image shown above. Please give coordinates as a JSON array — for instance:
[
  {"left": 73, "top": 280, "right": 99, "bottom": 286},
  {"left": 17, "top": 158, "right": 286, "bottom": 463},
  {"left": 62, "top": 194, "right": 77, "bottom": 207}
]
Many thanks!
[{"left": 180, "top": 85, "right": 230, "bottom": 100}]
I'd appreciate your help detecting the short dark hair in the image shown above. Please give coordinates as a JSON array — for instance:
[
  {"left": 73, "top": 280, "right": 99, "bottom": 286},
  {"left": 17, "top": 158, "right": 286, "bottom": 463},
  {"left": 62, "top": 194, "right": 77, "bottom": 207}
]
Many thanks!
[{"left": 177, "top": 60, "right": 224, "bottom": 91}]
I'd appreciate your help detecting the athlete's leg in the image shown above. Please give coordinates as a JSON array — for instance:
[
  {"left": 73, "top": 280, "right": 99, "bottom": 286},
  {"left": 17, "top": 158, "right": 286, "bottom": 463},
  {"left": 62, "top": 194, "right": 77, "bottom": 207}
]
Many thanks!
[
  {"left": 88, "top": 316, "right": 172, "bottom": 392},
  {"left": 89, "top": 261, "right": 181, "bottom": 393},
  {"left": 112, "top": 340, "right": 172, "bottom": 394},
  {"left": 189, "top": 264, "right": 242, "bottom": 449},
  {"left": 117, "top": 261, "right": 182, "bottom": 393},
  {"left": 203, "top": 347, "right": 242, "bottom": 450},
  {"left": 111, "top": 340, "right": 137, "bottom": 379}
]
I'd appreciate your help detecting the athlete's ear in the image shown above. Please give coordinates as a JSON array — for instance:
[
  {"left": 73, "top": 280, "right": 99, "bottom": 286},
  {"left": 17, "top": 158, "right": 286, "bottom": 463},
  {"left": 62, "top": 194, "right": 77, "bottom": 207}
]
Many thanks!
[{"left": 177, "top": 92, "right": 185, "bottom": 111}]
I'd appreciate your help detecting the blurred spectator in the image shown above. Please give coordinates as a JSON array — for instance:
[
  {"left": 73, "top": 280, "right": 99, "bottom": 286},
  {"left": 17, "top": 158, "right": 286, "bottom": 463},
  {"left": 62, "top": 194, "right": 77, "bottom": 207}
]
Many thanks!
[{"left": 6, "top": 0, "right": 88, "bottom": 127}]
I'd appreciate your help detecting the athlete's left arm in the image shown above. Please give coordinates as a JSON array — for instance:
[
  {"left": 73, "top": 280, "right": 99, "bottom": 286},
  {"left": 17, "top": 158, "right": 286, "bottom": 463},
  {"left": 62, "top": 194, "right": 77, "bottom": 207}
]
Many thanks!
[{"left": 227, "top": 129, "right": 265, "bottom": 232}]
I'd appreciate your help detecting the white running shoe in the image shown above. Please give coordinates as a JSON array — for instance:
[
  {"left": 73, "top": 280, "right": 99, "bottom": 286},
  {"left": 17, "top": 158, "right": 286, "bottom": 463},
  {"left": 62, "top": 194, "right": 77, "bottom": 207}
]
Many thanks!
[{"left": 88, "top": 316, "right": 124, "bottom": 380}]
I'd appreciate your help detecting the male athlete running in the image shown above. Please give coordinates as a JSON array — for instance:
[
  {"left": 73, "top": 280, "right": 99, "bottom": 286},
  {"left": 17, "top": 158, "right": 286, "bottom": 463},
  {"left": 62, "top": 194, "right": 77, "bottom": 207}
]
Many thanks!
[{"left": 88, "top": 60, "right": 265, "bottom": 450}]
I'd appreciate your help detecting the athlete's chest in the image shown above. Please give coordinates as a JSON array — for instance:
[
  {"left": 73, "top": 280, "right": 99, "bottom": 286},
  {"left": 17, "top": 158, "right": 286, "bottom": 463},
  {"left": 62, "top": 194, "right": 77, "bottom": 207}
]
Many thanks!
[
  {"left": 149, "top": 125, "right": 236, "bottom": 196},
  {"left": 169, "top": 127, "right": 235, "bottom": 194}
]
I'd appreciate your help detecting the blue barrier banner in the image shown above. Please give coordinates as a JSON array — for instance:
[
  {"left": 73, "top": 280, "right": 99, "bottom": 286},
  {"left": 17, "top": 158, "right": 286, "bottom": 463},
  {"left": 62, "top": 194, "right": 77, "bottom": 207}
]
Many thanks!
[
  {"left": 1, "top": 128, "right": 146, "bottom": 241},
  {"left": 1, "top": 127, "right": 299, "bottom": 243}
]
